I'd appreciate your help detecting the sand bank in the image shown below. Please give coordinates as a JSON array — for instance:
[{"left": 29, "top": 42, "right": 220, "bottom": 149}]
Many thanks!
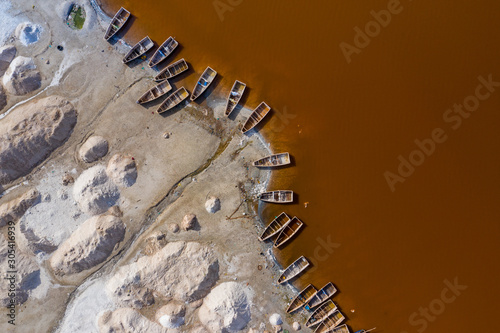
[{"left": 0, "top": 0, "right": 308, "bottom": 332}]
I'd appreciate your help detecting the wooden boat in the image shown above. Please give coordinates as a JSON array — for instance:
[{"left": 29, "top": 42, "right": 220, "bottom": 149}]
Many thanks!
[
  {"left": 274, "top": 217, "right": 303, "bottom": 248},
  {"left": 137, "top": 81, "right": 172, "bottom": 104},
  {"left": 314, "top": 313, "right": 347, "bottom": 333},
  {"left": 123, "top": 36, "right": 154, "bottom": 63},
  {"left": 241, "top": 102, "right": 271, "bottom": 133},
  {"left": 258, "top": 190, "right": 293, "bottom": 203},
  {"left": 157, "top": 87, "right": 189, "bottom": 114},
  {"left": 104, "top": 7, "right": 130, "bottom": 40},
  {"left": 286, "top": 284, "right": 317, "bottom": 313},
  {"left": 154, "top": 58, "right": 189, "bottom": 81},
  {"left": 306, "top": 282, "right": 337, "bottom": 310},
  {"left": 191, "top": 66, "right": 217, "bottom": 101},
  {"left": 277, "top": 256, "right": 310, "bottom": 284},
  {"left": 354, "top": 328, "right": 376, "bottom": 333},
  {"left": 323, "top": 325, "right": 350, "bottom": 333},
  {"left": 224, "top": 80, "right": 246, "bottom": 116},
  {"left": 258, "top": 212, "right": 291, "bottom": 241},
  {"left": 149, "top": 37, "right": 178, "bottom": 67},
  {"left": 252, "top": 152, "right": 291, "bottom": 168},
  {"left": 306, "top": 300, "right": 338, "bottom": 328}
]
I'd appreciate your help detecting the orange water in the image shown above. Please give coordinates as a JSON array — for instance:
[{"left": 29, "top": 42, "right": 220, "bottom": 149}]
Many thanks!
[{"left": 99, "top": 0, "right": 500, "bottom": 331}]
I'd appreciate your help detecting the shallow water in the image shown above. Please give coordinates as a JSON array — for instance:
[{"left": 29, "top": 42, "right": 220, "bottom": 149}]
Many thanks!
[{"left": 99, "top": 0, "right": 500, "bottom": 331}]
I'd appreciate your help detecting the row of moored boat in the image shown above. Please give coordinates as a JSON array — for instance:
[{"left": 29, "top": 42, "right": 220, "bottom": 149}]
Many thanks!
[
  {"left": 253, "top": 140, "right": 364, "bottom": 333},
  {"left": 105, "top": 7, "right": 272, "bottom": 133},
  {"left": 105, "top": 7, "right": 374, "bottom": 333},
  {"left": 251, "top": 143, "right": 343, "bottom": 331}
]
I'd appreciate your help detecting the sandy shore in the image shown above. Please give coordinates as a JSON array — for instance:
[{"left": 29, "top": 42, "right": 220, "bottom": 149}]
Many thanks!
[{"left": 0, "top": 0, "right": 310, "bottom": 332}]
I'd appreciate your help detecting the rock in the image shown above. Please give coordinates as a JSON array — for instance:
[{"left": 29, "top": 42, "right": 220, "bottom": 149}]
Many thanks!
[
  {"left": 79, "top": 136, "right": 109, "bottom": 163},
  {"left": 0, "top": 45, "right": 16, "bottom": 76},
  {"left": 15, "top": 22, "right": 42, "bottom": 46},
  {"left": 269, "top": 313, "right": 282, "bottom": 326},
  {"left": 292, "top": 321, "right": 301, "bottom": 331},
  {"left": 0, "top": 188, "right": 39, "bottom": 227},
  {"left": 155, "top": 302, "right": 186, "bottom": 328},
  {"left": 205, "top": 196, "right": 221, "bottom": 214},
  {"left": 2, "top": 56, "right": 41, "bottom": 95},
  {"left": 107, "top": 242, "right": 219, "bottom": 307},
  {"left": 144, "top": 231, "right": 167, "bottom": 256},
  {"left": 62, "top": 174, "right": 74, "bottom": 186},
  {"left": 57, "top": 189, "right": 68, "bottom": 200},
  {"left": 72, "top": 165, "right": 120, "bottom": 215},
  {"left": 191, "top": 327, "right": 210, "bottom": 333},
  {"left": 50, "top": 210, "right": 125, "bottom": 276},
  {"left": 0, "top": 85, "right": 6, "bottom": 111},
  {"left": 0, "top": 96, "right": 77, "bottom": 185},
  {"left": 98, "top": 308, "right": 168, "bottom": 333},
  {"left": 106, "top": 154, "right": 137, "bottom": 187},
  {"left": 181, "top": 213, "right": 197, "bottom": 231},
  {"left": 198, "top": 282, "right": 252, "bottom": 332},
  {"left": 0, "top": 234, "right": 39, "bottom": 307},
  {"left": 168, "top": 223, "right": 179, "bottom": 233}
]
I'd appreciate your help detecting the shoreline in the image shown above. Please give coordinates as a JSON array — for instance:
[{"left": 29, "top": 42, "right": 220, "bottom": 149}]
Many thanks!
[
  {"left": 92, "top": 0, "right": 298, "bottom": 301},
  {"left": 0, "top": 1, "right": 306, "bottom": 332}
]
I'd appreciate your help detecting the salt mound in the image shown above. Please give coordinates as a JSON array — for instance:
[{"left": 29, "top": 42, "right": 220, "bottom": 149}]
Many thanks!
[
  {"left": 73, "top": 165, "right": 120, "bottom": 215},
  {"left": 155, "top": 302, "right": 186, "bottom": 328},
  {"left": 106, "top": 154, "right": 137, "bottom": 187},
  {"left": 15, "top": 22, "right": 42, "bottom": 46},
  {"left": 50, "top": 210, "right": 125, "bottom": 276},
  {"left": 98, "top": 308, "right": 168, "bottom": 333},
  {"left": 0, "top": 85, "right": 7, "bottom": 111},
  {"left": 2, "top": 56, "right": 41, "bottom": 95},
  {"left": 269, "top": 313, "right": 282, "bottom": 325},
  {"left": 0, "top": 96, "right": 77, "bottom": 185},
  {"left": 181, "top": 213, "right": 197, "bottom": 231},
  {"left": 107, "top": 242, "right": 219, "bottom": 307},
  {"left": 79, "top": 135, "right": 109, "bottom": 163},
  {"left": 0, "top": 234, "right": 39, "bottom": 307},
  {"left": 205, "top": 196, "right": 221, "bottom": 213},
  {"left": 198, "top": 282, "right": 252, "bottom": 332},
  {"left": 0, "top": 188, "right": 39, "bottom": 227},
  {"left": 0, "top": 45, "right": 16, "bottom": 76}
]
